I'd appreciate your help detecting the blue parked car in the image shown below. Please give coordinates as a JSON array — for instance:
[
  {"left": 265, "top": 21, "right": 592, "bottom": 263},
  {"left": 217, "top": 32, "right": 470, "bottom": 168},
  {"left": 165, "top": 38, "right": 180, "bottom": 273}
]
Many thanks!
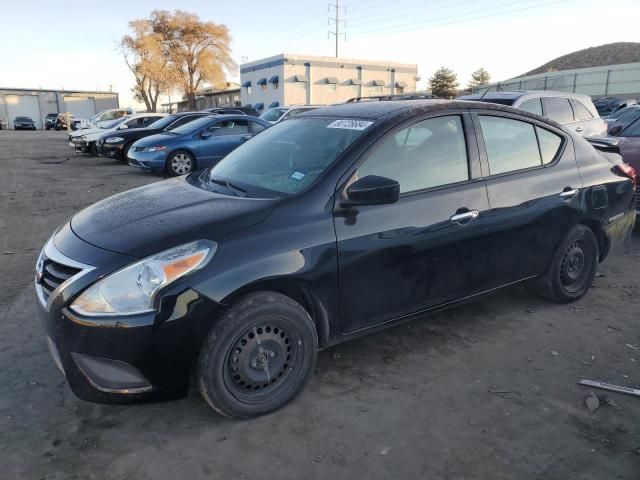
[{"left": 128, "top": 115, "right": 272, "bottom": 176}]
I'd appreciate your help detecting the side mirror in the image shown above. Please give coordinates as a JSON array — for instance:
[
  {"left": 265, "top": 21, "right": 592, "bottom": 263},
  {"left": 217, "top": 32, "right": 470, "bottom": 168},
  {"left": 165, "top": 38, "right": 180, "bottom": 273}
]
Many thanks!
[
  {"left": 608, "top": 124, "right": 623, "bottom": 136},
  {"left": 119, "top": 124, "right": 128, "bottom": 129},
  {"left": 344, "top": 175, "right": 400, "bottom": 206}
]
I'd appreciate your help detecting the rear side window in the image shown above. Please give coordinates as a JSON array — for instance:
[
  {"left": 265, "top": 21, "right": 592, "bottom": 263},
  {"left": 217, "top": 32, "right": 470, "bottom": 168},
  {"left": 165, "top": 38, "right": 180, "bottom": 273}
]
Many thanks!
[
  {"left": 211, "top": 119, "right": 249, "bottom": 135},
  {"left": 571, "top": 100, "right": 594, "bottom": 120},
  {"left": 543, "top": 97, "right": 574, "bottom": 124},
  {"left": 622, "top": 118, "right": 640, "bottom": 137},
  {"left": 167, "top": 115, "right": 199, "bottom": 130},
  {"left": 479, "top": 116, "right": 563, "bottom": 174},
  {"left": 519, "top": 98, "right": 543, "bottom": 116},
  {"left": 358, "top": 115, "right": 469, "bottom": 193}
]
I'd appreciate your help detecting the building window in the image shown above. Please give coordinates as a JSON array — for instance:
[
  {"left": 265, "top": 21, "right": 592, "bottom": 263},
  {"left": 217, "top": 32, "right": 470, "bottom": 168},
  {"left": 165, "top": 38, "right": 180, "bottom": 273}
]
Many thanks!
[
  {"left": 273, "top": 83, "right": 279, "bottom": 90},
  {"left": 261, "top": 84, "right": 267, "bottom": 91},
  {"left": 327, "top": 84, "right": 337, "bottom": 91},
  {"left": 396, "top": 87, "right": 404, "bottom": 94},
  {"left": 370, "top": 86, "right": 383, "bottom": 94},
  {"left": 247, "top": 87, "right": 252, "bottom": 95}
]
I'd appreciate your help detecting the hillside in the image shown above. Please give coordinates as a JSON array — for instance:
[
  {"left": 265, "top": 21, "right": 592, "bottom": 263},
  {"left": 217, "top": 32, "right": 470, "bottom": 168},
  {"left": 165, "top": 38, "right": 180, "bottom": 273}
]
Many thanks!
[{"left": 524, "top": 42, "right": 640, "bottom": 76}]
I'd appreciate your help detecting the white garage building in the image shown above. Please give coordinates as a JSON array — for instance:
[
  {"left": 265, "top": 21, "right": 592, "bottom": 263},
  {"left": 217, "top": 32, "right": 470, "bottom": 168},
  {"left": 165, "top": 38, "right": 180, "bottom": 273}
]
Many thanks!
[{"left": 0, "top": 88, "right": 119, "bottom": 129}]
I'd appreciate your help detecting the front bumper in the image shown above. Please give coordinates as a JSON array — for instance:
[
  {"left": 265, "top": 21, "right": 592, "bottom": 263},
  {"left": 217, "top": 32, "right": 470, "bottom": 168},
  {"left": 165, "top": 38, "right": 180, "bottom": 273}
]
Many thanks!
[
  {"left": 127, "top": 149, "right": 167, "bottom": 173},
  {"left": 35, "top": 226, "right": 220, "bottom": 403},
  {"left": 72, "top": 140, "right": 90, "bottom": 153},
  {"left": 97, "top": 141, "right": 124, "bottom": 159}
]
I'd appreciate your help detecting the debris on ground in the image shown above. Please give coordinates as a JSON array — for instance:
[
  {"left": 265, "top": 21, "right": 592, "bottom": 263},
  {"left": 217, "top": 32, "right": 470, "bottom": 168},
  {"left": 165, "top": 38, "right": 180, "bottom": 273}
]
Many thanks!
[
  {"left": 625, "top": 344, "right": 638, "bottom": 350},
  {"left": 586, "top": 393, "right": 600, "bottom": 412},
  {"left": 4, "top": 251, "right": 14, "bottom": 255},
  {"left": 578, "top": 379, "right": 640, "bottom": 398}
]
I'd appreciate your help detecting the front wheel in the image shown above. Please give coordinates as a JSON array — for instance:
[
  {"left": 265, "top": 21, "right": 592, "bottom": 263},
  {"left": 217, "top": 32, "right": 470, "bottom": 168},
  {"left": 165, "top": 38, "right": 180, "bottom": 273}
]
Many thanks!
[
  {"left": 166, "top": 150, "right": 195, "bottom": 176},
  {"left": 537, "top": 224, "right": 599, "bottom": 303},
  {"left": 197, "top": 292, "right": 318, "bottom": 419}
]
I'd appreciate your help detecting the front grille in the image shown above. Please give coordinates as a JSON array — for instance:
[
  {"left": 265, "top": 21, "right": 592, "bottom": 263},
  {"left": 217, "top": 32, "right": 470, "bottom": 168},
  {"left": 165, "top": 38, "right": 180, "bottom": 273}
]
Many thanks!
[{"left": 37, "top": 256, "right": 82, "bottom": 303}]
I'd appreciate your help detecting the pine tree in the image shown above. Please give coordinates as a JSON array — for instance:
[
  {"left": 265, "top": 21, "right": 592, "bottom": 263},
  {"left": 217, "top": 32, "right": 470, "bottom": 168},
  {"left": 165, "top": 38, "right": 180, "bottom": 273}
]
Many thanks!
[
  {"left": 468, "top": 68, "right": 491, "bottom": 90},
  {"left": 429, "top": 67, "right": 459, "bottom": 99}
]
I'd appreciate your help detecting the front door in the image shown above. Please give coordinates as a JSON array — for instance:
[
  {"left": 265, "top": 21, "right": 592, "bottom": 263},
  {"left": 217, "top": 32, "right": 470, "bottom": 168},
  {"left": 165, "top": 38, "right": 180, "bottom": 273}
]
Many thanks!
[
  {"left": 200, "top": 119, "right": 251, "bottom": 167},
  {"left": 334, "top": 112, "right": 492, "bottom": 333}
]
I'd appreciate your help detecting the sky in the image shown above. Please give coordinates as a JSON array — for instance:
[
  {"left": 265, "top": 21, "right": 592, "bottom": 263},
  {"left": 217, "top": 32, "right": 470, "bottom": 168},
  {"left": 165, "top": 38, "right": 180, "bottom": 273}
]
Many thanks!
[{"left": 1, "top": 0, "right": 639, "bottom": 108}]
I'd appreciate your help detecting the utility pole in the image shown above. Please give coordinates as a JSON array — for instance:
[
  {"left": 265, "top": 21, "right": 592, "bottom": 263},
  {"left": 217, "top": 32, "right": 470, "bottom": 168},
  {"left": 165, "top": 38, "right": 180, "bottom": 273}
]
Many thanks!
[{"left": 328, "top": 1, "right": 346, "bottom": 58}]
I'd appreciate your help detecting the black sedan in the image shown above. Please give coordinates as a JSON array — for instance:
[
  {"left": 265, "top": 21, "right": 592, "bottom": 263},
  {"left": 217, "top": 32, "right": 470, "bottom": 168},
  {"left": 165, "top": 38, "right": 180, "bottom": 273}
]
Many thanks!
[
  {"left": 14, "top": 116, "right": 36, "bottom": 130},
  {"left": 35, "top": 100, "right": 636, "bottom": 419},
  {"left": 97, "top": 112, "right": 210, "bottom": 161}
]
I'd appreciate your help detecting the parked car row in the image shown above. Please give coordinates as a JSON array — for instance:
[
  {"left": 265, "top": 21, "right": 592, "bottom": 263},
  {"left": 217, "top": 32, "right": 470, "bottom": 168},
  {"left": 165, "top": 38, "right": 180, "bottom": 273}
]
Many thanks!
[{"left": 37, "top": 97, "right": 637, "bottom": 419}]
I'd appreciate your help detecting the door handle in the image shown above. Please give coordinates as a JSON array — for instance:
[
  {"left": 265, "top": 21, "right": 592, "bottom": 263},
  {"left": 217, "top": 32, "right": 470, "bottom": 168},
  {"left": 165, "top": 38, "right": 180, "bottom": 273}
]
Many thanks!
[
  {"left": 450, "top": 210, "right": 479, "bottom": 223},
  {"left": 575, "top": 126, "right": 584, "bottom": 133},
  {"left": 559, "top": 188, "right": 579, "bottom": 199}
]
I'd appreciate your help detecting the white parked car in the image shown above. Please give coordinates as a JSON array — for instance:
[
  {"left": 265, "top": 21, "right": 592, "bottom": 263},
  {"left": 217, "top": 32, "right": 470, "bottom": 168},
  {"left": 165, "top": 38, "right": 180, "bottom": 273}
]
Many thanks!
[
  {"left": 75, "top": 107, "right": 136, "bottom": 130},
  {"left": 259, "top": 105, "right": 320, "bottom": 124},
  {"left": 69, "top": 113, "right": 166, "bottom": 155}
]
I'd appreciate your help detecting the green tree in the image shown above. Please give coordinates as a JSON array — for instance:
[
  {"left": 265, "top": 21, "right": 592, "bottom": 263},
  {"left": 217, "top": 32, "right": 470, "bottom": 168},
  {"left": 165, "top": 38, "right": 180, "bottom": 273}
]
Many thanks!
[
  {"left": 429, "top": 67, "right": 459, "bottom": 98},
  {"left": 468, "top": 68, "right": 491, "bottom": 90}
]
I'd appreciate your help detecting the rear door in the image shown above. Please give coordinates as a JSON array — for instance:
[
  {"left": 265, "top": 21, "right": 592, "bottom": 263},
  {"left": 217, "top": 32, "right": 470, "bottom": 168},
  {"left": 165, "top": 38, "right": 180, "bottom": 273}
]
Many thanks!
[
  {"left": 472, "top": 110, "right": 583, "bottom": 285},
  {"left": 334, "top": 111, "right": 493, "bottom": 333}
]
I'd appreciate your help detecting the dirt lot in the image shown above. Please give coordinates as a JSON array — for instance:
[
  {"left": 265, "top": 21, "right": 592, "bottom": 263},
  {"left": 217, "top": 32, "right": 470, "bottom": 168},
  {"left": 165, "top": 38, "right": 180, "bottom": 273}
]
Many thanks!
[{"left": 1, "top": 129, "right": 639, "bottom": 479}]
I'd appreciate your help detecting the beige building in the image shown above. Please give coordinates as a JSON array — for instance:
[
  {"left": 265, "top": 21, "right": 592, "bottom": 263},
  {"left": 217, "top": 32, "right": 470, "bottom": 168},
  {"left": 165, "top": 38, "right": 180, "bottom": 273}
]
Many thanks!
[{"left": 240, "top": 54, "right": 418, "bottom": 110}]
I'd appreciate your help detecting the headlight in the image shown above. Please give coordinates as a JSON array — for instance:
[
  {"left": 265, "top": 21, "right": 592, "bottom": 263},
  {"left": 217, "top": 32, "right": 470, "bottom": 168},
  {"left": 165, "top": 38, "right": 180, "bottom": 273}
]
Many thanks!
[
  {"left": 80, "top": 135, "right": 87, "bottom": 141},
  {"left": 70, "top": 240, "right": 216, "bottom": 316},
  {"left": 105, "top": 137, "right": 124, "bottom": 144},
  {"left": 144, "top": 146, "right": 167, "bottom": 152}
]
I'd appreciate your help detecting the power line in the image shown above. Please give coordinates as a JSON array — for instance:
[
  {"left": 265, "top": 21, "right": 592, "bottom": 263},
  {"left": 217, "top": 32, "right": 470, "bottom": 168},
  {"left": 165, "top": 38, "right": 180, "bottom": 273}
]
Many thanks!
[
  {"left": 328, "top": 0, "right": 346, "bottom": 57},
  {"left": 350, "top": 0, "right": 571, "bottom": 37}
]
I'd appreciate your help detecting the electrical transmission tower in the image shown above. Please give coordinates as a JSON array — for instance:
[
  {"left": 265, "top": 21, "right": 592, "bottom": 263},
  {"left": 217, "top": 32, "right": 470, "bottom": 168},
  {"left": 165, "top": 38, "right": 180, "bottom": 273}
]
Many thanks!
[{"left": 328, "top": 0, "right": 346, "bottom": 58}]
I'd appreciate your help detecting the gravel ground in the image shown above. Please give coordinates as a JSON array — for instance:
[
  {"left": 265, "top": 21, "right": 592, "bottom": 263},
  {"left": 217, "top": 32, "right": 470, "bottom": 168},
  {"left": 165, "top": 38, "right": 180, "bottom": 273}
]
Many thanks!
[{"left": 1, "top": 130, "right": 639, "bottom": 480}]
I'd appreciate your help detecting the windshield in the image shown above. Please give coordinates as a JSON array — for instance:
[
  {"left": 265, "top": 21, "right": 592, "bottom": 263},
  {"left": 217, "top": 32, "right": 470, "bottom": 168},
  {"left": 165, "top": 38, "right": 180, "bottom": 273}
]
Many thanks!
[
  {"left": 208, "top": 118, "right": 370, "bottom": 196},
  {"left": 101, "top": 117, "right": 128, "bottom": 129},
  {"left": 260, "top": 108, "right": 288, "bottom": 122},
  {"left": 167, "top": 116, "right": 213, "bottom": 135},
  {"left": 15, "top": 117, "right": 32, "bottom": 121}
]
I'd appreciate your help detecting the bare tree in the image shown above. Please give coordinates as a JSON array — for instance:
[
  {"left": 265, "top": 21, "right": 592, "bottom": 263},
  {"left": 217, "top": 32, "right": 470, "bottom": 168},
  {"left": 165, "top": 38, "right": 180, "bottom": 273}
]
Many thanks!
[
  {"left": 120, "top": 20, "right": 177, "bottom": 112},
  {"left": 150, "top": 10, "right": 236, "bottom": 110}
]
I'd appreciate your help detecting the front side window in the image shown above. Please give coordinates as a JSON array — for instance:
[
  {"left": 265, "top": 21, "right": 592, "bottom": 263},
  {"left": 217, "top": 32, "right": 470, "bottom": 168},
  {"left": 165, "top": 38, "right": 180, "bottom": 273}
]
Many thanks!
[
  {"left": 209, "top": 118, "right": 368, "bottom": 195},
  {"left": 166, "top": 115, "right": 206, "bottom": 132},
  {"left": 543, "top": 97, "right": 574, "bottom": 124},
  {"left": 250, "top": 121, "right": 267, "bottom": 133},
  {"left": 479, "top": 116, "right": 562, "bottom": 174},
  {"left": 519, "top": 98, "right": 543, "bottom": 116},
  {"left": 357, "top": 116, "right": 469, "bottom": 193}
]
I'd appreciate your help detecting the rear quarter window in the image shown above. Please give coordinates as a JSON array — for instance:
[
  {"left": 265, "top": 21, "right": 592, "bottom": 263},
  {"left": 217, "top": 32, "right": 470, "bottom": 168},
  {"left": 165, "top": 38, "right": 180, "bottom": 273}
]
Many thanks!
[{"left": 571, "top": 100, "right": 594, "bottom": 120}]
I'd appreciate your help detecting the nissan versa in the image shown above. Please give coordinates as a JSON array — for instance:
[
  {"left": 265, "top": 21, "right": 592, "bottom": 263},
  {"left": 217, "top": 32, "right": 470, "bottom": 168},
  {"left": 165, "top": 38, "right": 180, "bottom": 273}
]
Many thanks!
[{"left": 35, "top": 100, "right": 636, "bottom": 419}]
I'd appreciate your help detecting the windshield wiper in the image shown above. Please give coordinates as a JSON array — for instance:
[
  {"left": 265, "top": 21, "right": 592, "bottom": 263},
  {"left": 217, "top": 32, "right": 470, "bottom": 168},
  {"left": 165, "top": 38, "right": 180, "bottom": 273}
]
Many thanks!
[{"left": 209, "top": 176, "right": 247, "bottom": 197}]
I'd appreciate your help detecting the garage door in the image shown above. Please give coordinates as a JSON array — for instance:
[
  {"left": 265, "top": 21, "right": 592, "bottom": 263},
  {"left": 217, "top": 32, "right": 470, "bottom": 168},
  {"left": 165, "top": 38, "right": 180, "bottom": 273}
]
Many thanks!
[
  {"left": 63, "top": 96, "right": 96, "bottom": 119},
  {"left": 5, "top": 95, "right": 42, "bottom": 129}
]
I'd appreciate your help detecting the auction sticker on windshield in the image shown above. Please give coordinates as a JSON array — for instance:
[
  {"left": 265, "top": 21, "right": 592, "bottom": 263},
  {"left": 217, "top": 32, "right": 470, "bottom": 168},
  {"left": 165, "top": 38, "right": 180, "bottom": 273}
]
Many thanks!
[{"left": 327, "top": 119, "right": 373, "bottom": 130}]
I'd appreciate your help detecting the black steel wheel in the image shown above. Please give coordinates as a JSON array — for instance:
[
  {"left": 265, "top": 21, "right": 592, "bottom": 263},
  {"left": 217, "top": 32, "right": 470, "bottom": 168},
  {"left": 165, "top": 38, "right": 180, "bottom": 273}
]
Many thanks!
[
  {"left": 198, "top": 292, "right": 317, "bottom": 419},
  {"left": 537, "top": 224, "right": 598, "bottom": 303}
]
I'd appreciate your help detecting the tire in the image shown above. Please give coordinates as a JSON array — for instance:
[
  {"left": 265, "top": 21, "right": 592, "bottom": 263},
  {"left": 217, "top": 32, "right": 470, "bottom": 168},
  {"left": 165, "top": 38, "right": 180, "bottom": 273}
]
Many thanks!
[
  {"left": 89, "top": 142, "right": 98, "bottom": 156},
  {"left": 166, "top": 150, "right": 195, "bottom": 176},
  {"left": 121, "top": 142, "right": 134, "bottom": 162},
  {"left": 537, "top": 224, "right": 599, "bottom": 303},
  {"left": 197, "top": 291, "right": 318, "bottom": 419}
]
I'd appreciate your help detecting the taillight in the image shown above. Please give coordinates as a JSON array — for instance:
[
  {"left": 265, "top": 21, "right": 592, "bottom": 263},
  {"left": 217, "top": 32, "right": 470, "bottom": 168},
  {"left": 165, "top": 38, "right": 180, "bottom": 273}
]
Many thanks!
[{"left": 614, "top": 163, "right": 638, "bottom": 188}]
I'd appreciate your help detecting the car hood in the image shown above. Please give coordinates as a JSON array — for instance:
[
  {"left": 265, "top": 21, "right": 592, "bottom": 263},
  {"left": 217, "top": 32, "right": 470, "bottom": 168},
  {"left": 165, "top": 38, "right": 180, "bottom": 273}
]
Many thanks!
[
  {"left": 133, "top": 132, "right": 184, "bottom": 147},
  {"left": 71, "top": 127, "right": 109, "bottom": 138},
  {"left": 70, "top": 175, "right": 278, "bottom": 257}
]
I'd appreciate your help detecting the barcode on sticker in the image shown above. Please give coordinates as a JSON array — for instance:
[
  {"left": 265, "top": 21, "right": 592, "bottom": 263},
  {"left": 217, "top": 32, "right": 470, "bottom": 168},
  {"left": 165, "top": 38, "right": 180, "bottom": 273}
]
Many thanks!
[{"left": 327, "top": 119, "right": 373, "bottom": 130}]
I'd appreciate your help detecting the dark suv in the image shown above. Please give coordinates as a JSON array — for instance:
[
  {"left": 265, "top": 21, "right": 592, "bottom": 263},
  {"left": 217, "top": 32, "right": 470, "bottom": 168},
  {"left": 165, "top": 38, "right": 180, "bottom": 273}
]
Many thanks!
[{"left": 36, "top": 100, "right": 636, "bottom": 419}]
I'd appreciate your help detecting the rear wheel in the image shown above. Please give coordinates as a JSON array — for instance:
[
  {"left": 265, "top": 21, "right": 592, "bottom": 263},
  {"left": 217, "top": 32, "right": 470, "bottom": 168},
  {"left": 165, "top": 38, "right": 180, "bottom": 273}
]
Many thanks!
[
  {"left": 537, "top": 224, "right": 599, "bottom": 303},
  {"left": 166, "top": 150, "right": 195, "bottom": 176},
  {"left": 197, "top": 292, "right": 318, "bottom": 419},
  {"left": 121, "top": 142, "right": 134, "bottom": 162},
  {"left": 89, "top": 142, "right": 98, "bottom": 156}
]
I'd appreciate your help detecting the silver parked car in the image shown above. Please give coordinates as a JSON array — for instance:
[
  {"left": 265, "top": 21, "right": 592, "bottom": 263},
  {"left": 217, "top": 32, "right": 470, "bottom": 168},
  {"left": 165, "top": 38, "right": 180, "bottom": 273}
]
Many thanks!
[
  {"left": 458, "top": 90, "right": 607, "bottom": 137},
  {"left": 259, "top": 105, "right": 320, "bottom": 124}
]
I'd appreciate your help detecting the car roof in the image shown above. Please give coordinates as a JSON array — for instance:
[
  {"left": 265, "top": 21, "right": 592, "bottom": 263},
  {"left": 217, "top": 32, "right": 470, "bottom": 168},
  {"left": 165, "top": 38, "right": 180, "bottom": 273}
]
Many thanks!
[{"left": 459, "top": 90, "right": 593, "bottom": 103}]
